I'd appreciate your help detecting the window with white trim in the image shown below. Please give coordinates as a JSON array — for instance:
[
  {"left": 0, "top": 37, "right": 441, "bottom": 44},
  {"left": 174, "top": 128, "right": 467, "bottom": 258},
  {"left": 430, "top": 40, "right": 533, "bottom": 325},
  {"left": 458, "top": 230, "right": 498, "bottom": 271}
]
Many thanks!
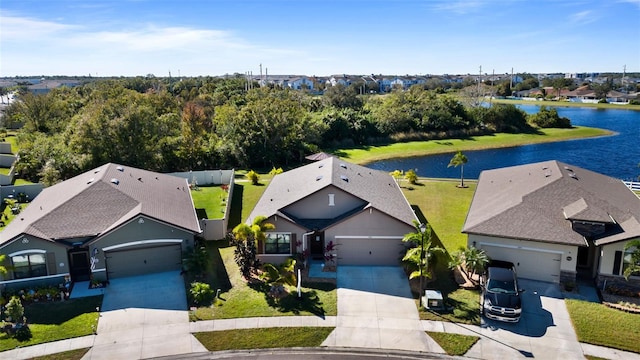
[
  {"left": 265, "top": 232, "right": 291, "bottom": 254},
  {"left": 12, "top": 253, "right": 48, "bottom": 279}
]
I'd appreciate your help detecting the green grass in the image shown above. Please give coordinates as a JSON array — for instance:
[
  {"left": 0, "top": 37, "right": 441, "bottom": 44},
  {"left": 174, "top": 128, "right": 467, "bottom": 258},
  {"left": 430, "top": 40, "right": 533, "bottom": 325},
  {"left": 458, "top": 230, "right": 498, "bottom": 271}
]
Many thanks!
[
  {"left": 29, "top": 348, "right": 90, "bottom": 360},
  {"left": 427, "top": 331, "right": 479, "bottom": 356},
  {"left": 0, "top": 296, "right": 102, "bottom": 352},
  {"left": 194, "top": 327, "right": 334, "bottom": 351},
  {"left": 565, "top": 299, "right": 640, "bottom": 354},
  {"left": 336, "top": 126, "right": 610, "bottom": 165},
  {"left": 12, "top": 178, "right": 35, "bottom": 185},
  {"left": 0, "top": 203, "right": 28, "bottom": 230},
  {"left": 189, "top": 241, "right": 337, "bottom": 321},
  {"left": 191, "top": 185, "right": 229, "bottom": 219},
  {"left": 0, "top": 167, "right": 10, "bottom": 176},
  {"left": 238, "top": 181, "right": 270, "bottom": 225},
  {"left": 492, "top": 98, "right": 640, "bottom": 110},
  {"left": 402, "top": 179, "right": 476, "bottom": 254}
]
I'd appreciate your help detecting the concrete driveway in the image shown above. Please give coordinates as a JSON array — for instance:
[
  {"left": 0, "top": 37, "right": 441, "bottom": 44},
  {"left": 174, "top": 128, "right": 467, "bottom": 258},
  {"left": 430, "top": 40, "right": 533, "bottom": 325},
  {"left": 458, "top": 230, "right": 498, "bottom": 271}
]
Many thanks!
[
  {"left": 322, "top": 266, "right": 444, "bottom": 353},
  {"left": 82, "top": 271, "right": 207, "bottom": 360},
  {"left": 464, "top": 279, "right": 584, "bottom": 359}
]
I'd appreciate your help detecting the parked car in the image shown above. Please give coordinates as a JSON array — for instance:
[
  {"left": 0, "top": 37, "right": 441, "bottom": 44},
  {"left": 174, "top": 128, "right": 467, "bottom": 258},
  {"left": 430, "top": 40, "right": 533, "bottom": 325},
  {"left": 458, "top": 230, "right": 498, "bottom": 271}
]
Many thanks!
[{"left": 481, "top": 260, "right": 524, "bottom": 323}]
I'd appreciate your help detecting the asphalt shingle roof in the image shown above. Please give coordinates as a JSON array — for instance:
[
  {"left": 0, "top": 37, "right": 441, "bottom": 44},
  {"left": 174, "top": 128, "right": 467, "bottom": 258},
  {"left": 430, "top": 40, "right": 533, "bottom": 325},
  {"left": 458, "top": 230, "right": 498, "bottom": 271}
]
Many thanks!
[
  {"left": 463, "top": 160, "right": 640, "bottom": 246},
  {"left": 0, "top": 163, "right": 201, "bottom": 246},
  {"left": 248, "top": 157, "right": 417, "bottom": 229}
]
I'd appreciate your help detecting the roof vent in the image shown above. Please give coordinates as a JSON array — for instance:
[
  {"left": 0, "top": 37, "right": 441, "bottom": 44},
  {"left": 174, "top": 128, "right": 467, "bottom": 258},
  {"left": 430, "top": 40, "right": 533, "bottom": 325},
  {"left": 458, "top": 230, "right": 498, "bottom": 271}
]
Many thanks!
[
  {"left": 94, "top": 168, "right": 101, "bottom": 174},
  {"left": 568, "top": 172, "right": 578, "bottom": 180},
  {"left": 542, "top": 166, "right": 548, "bottom": 170},
  {"left": 117, "top": 166, "right": 124, "bottom": 172},
  {"left": 341, "top": 175, "right": 349, "bottom": 182},
  {"left": 340, "top": 163, "right": 347, "bottom": 169},
  {"left": 319, "top": 164, "right": 324, "bottom": 168},
  {"left": 87, "top": 177, "right": 95, "bottom": 184},
  {"left": 316, "top": 175, "right": 323, "bottom": 181},
  {"left": 564, "top": 166, "right": 573, "bottom": 171},
  {"left": 110, "top": 178, "right": 120, "bottom": 185}
]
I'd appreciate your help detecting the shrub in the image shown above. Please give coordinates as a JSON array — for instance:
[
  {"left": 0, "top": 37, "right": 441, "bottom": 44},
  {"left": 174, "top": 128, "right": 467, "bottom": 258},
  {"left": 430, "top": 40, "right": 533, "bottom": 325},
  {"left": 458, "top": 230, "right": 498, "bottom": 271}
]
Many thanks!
[
  {"left": 246, "top": 170, "right": 260, "bottom": 185},
  {"left": 405, "top": 169, "right": 418, "bottom": 185},
  {"left": 14, "top": 324, "right": 32, "bottom": 341},
  {"left": 269, "top": 167, "right": 283, "bottom": 176},
  {"left": 6, "top": 296, "right": 24, "bottom": 323},
  {"left": 189, "top": 282, "right": 214, "bottom": 306}
]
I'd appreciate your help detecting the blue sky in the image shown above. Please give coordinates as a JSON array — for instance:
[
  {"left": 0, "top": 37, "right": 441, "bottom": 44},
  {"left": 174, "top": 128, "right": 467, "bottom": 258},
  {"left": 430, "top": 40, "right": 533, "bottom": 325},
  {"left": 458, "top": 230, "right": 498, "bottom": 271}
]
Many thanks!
[{"left": 1, "top": 0, "right": 639, "bottom": 77}]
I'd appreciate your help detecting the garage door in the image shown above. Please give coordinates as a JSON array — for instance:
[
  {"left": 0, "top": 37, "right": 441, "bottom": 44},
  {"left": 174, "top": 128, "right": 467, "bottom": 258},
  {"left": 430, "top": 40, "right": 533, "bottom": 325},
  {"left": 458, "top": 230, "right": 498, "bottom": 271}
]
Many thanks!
[
  {"left": 105, "top": 244, "right": 182, "bottom": 279},
  {"left": 336, "top": 237, "right": 405, "bottom": 266},
  {"left": 480, "top": 244, "right": 561, "bottom": 283}
]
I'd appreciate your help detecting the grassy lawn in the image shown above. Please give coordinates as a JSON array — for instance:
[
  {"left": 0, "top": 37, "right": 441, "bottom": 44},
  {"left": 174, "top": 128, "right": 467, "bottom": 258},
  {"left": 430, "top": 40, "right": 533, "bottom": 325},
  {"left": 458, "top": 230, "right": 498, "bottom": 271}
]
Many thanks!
[
  {"left": 491, "top": 98, "right": 640, "bottom": 111},
  {"left": 402, "top": 179, "right": 476, "bottom": 254},
  {"left": 12, "top": 178, "right": 35, "bottom": 185},
  {"left": 565, "top": 299, "right": 640, "bottom": 354},
  {"left": 0, "top": 203, "right": 28, "bottom": 230},
  {"left": 191, "top": 185, "right": 229, "bottom": 219},
  {"left": 336, "top": 126, "right": 610, "bottom": 165},
  {"left": 0, "top": 296, "right": 102, "bottom": 352},
  {"left": 427, "top": 331, "right": 479, "bottom": 356},
  {"left": 30, "top": 348, "right": 90, "bottom": 360},
  {"left": 189, "top": 241, "right": 337, "bottom": 321},
  {"left": 194, "top": 327, "right": 334, "bottom": 351},
  {"left": 0, "top": 167, "right": 10, "bottom": 176}
]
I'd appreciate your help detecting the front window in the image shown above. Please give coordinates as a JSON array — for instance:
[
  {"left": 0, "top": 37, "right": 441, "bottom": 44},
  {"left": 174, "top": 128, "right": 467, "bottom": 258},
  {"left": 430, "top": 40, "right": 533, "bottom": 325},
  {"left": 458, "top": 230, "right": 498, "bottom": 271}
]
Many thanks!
[
  {"left": 265, "top": 233, "right": 291, "bottom": 254},
  {"left": 12, "top": 253, "right": 48, "bottom": 279}
]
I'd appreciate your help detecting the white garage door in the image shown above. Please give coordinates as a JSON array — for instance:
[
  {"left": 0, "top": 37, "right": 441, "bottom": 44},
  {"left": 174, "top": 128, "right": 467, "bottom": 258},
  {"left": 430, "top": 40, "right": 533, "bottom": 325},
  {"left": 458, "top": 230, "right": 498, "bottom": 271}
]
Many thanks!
[
  {"left": 336, "top": 237, "right": 405, "bottom": 266},
  {"left": 105, "top": 244, "right": 182, "bottom": 279},
  {"left": 480, "top": 244, "right": 561, "bottom": 283}
]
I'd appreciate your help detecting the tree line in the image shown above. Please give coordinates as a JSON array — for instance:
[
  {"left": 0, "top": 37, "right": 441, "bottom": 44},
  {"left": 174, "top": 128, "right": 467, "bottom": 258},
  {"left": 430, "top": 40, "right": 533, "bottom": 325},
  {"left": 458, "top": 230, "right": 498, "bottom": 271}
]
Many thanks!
[{"left": 1, "top": 75, "right": 570, "bottom": 185}]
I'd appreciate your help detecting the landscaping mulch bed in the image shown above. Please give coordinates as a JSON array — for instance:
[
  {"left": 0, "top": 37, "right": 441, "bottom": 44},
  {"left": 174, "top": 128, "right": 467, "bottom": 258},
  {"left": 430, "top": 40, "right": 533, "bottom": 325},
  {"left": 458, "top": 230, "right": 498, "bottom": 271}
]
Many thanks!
[{"left": 601, "top": 293, "right": 640, "bottom": 314}]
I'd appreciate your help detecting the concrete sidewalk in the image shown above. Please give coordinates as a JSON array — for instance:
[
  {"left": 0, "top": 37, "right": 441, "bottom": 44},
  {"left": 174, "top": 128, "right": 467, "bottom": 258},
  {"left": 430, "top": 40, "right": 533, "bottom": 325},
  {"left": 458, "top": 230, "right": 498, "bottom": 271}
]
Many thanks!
[{"left": 2, "top": 316, "right": 639, "bottom": 360}]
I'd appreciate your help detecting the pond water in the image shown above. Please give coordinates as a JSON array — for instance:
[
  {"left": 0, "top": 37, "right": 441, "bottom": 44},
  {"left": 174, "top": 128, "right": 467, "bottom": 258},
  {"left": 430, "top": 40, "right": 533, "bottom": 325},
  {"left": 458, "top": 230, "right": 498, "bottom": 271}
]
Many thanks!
[{"left": 367, "top": 105, "right": 640, "bottom": 181}]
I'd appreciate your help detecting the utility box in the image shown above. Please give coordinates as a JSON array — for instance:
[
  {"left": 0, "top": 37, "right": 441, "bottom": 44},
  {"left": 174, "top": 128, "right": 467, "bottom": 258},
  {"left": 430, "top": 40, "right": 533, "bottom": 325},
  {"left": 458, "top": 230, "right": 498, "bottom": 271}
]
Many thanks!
[{"left": 422, "top": 290, "right": 444, "bottom": 311}]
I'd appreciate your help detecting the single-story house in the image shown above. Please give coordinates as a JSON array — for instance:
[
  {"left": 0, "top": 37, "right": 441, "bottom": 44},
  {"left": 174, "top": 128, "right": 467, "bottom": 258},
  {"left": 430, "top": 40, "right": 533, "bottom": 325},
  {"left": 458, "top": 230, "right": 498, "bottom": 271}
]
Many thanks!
[
  {"left": 0, "top": 163, "right": 201, "bottom": 289},
  {"left": 463, "top": 160, "right": 640, "bottom": 287},
  {"left": 247, "top": 157, "right": 418, "bottom": 266}
]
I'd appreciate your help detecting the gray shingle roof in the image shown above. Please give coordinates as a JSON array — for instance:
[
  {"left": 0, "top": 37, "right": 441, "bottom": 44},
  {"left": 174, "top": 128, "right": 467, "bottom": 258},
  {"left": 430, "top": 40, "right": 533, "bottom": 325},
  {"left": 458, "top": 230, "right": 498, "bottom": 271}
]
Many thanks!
[
  {"left": 248, "top": 157, "right": 417, "bottom": 229},
  {"left": 0, "top": 163, "right": 201, "bottom": 246},
  {"left": 463, "top": 160, "right": 640, "bottom": 246}
]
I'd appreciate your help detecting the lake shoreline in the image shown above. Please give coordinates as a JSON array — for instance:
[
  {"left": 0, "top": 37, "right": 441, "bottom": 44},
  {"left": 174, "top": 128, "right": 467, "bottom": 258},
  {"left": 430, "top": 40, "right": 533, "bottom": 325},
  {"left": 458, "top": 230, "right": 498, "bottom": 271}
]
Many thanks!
[{"left": 339, "top": 126, "right": 613, "bottom": 165}]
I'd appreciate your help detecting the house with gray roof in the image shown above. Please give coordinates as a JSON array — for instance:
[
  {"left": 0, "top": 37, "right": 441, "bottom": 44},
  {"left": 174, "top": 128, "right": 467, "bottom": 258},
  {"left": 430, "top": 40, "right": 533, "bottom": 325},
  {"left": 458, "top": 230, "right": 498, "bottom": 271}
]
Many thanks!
[
  {"left": 463, "top": 160, "right": 640, "bottom": 287},
  {"left": 247, "top": 157, "right": 418, "bottom": 266},
  {"left": 0, "top": 163, "right": 201, "bottom": 289}
]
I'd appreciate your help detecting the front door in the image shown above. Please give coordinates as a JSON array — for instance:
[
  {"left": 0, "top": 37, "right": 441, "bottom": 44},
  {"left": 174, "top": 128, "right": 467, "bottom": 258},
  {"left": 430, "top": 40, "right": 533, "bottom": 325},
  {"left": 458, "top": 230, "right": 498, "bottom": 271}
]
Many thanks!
[
  {"left": 69, "top": 249, "right": 91, "bottom": 282},
  {"left": 310, "top": 231, "right": 324, "bottom": 260}
]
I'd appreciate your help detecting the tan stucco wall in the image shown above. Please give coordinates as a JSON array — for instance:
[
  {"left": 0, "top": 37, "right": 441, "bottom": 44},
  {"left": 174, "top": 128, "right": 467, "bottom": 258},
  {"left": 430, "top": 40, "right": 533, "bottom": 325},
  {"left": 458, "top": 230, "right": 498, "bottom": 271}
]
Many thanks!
[
  {"left": 467, "top": 234, "right": 578, "bottom": 272},
  {"left": 0, "top": 235, "right": 69, "bottom": 280},
  {"left": 88, "top": 216, "right": 195, "bottom": 272},
  {"left": 599, "top": 238, "right": 640, "bottom": 276},
  {"left": 283, "top": 185, "right": 366, "bottom": 220},
  {"left": 325, "top": 208, "right": 414, "bottom": 241}
]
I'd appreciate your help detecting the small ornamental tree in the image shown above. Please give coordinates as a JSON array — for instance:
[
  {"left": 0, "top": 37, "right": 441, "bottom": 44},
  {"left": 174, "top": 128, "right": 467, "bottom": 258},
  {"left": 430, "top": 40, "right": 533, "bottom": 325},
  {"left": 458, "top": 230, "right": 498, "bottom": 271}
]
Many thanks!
[
  {"left": 404, "top": 169, "right": 418, "bottom": 185},
  {"left": 623, "top": 239, "right": 640, "bottom": 280},
  {"left": 246, "top": 170, "right": 260, "bottom": 185},
  {"left": 6, "top": 296, "right": 24, "bottom": 323},
  {"left": 231, "top": 216, "right": 274, "bottom": 279},
  {"left": 449, "top": 247, "right": 489, "bottom": 287},
  {"left": 402, "top": 221, "right": 445, "bottom": 292},
  {"left": 269, "top": 167, "right": 283, "bottom": 176}
]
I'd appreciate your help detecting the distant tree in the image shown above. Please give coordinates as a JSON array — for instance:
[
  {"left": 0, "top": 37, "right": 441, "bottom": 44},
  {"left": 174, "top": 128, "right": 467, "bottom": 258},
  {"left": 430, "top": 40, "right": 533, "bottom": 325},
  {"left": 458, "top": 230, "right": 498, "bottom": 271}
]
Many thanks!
[
  {"left": 528, "top": 106, "right": 571, "bottom": 128},
  {"left": 592, "top": 81, "right": 613, "bottom": 101},
  {"left": 323, "top": 83, "right": 362, "bottom": 110},
  {"left": 448, "top": 151, "right": 468, "bottom": 188},
  {"left": 0, "top": 87, "right": 7, "bottom": 104}
]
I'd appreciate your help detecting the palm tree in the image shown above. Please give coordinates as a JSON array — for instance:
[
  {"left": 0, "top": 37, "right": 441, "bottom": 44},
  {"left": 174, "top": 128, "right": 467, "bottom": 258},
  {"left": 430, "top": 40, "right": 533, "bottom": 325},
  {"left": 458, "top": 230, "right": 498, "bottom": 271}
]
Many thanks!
[
  {"left": 623, "top": 239, "right": 640, "bottom": 280},
  {"left": 448, "top": 151, "right": 468, "bottom": 188},
  {"left": 402, "top": 221, "right": 445, "bottom": 293},
  {"left": 231, "top": 215, "right": 275, "bottom": 278},
  {"left": 449, "top": 247, "right": 489, "bottom": 287}
]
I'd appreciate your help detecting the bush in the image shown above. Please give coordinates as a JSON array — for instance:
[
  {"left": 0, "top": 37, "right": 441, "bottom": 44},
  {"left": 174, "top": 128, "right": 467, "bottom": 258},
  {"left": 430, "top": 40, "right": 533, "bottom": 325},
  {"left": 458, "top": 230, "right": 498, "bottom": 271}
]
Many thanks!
[
  {"left": 528, "top": 106, "right": 571, "bottom": 128},
  {"left": 14, "top": 324, "right": 32, "bottom": 341},
  {"left": 405, "top": 169, "right": 418, "bottom": 185},
  {"left": 189, "top": 282, "right": 214, "bottom": 306},
  {"left": 6, "top": 296, "right": 24, "bottom": 323},
  {"left": 246, "top": 170, "right": 260, "bottom": 185}
]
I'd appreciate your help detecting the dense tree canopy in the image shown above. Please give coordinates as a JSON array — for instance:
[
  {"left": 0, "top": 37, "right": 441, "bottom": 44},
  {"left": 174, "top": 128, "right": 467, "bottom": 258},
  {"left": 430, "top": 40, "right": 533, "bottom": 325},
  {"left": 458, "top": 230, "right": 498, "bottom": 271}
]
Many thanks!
[{"left": 2, "top": 77, "right": 552, "bottom": 184}]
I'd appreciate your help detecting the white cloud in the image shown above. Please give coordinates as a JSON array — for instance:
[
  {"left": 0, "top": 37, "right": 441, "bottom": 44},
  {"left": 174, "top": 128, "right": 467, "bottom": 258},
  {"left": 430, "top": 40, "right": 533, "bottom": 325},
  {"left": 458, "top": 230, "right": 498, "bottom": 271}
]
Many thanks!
[
  {"left": 430, "top": 0, "right": 485, "bottom": 14},
  {"left": 0, "top": 13, "right": 79, "bottom": 40},
  {"left": 569, "top": 10, "right": 598, "bottom": 25}
]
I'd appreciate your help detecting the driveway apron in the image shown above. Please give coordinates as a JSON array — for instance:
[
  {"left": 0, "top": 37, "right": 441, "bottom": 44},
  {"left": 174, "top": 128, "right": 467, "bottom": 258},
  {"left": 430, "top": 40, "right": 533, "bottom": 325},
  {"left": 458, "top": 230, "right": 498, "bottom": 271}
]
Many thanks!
[
  {"left": 82, "top": 271, "right": 207, "bottom": 360},
  {"left": 322, "top": 266, "right": 444, "bottom": 353}
]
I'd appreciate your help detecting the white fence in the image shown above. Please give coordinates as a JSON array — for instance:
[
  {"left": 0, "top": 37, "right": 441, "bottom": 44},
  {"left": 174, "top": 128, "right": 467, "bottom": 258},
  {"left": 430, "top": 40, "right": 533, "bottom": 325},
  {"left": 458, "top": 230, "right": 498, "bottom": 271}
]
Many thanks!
[
  {"left": 624, "top": 181, "right": 640, "bottom": 193},
  {"left": 169, "top": 169, "right": 236, "bottom": 241}
]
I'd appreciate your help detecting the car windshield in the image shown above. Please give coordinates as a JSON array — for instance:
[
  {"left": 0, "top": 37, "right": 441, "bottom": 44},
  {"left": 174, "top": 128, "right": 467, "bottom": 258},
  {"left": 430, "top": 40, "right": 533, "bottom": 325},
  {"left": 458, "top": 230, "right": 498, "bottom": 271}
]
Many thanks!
[{"left": 487, "top": 279, "right": 517, "bottom": 294}]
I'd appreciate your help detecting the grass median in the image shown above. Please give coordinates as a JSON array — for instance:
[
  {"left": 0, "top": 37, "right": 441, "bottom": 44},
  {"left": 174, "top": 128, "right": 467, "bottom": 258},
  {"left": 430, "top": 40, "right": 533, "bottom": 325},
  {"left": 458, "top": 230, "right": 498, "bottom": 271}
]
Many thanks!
[{"left": 194, "top": 327, "right": 334, "bottom": 351}]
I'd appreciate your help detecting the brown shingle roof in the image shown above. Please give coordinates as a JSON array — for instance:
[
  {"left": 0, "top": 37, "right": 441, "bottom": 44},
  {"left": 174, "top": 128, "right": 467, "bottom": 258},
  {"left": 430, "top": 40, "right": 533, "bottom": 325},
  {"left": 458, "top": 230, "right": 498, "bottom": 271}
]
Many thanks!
[
  {"left": 0, "top": 164, "right": 201, "bottom": 246},
  {"left": 248, "top": 157, "right": 417, "bottom": 229},
  {"left": 463, "top": 160, "right": 640, "bottom": 246}
]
